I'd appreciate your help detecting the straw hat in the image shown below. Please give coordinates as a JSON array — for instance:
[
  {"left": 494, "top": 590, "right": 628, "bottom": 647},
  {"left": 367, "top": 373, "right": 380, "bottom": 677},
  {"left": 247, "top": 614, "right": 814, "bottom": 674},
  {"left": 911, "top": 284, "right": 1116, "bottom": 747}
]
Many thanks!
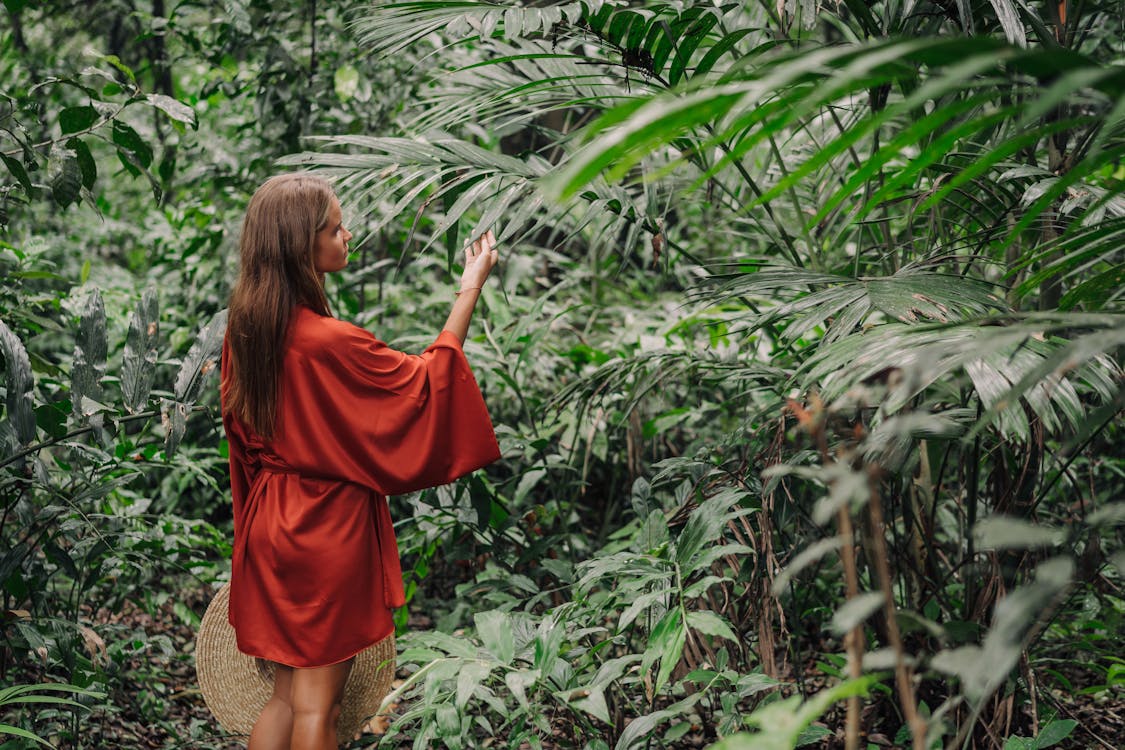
[{"left": 195, "top": 583, "right": 396, "bottom": 744}]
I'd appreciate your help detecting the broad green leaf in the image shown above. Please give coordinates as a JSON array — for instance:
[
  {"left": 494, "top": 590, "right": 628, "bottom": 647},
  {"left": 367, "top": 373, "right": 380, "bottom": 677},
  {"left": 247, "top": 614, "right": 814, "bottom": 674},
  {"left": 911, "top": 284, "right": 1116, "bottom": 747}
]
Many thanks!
[
  {"left": 474, "top": 610, "right": 514, "bottom": 665},
  {"left": 568, "top": 685, "right": 610, "bottom": 724},
  {"left": 58, "top": 105, "right": 98, "bottom": 134},
  {"left": 47, "top": 144, "right": 81, "bottom": 208},
  {"left": 161, "top": 398, "right": 187, "bottom": 456},
  {"left": 66, "top": 137, "right": 96, "bottom": 190},
  {"left": 618, "top": 587, "right": 670, "bottom": 632},
  {"left": 121, "top": 288, "right": 159, "bottom": 413},
  {"left": 146, "top": 93, "right": 196, "bottom": 126},
  {"left": 0, "top": 319, "right": 35, "bottom": 445},
  {"left": 709, "top": 677, "right": 874, "bottom": 750},
  {"left": 111, "top": 120, "right": 153, "bottom": 168},
  {"left": 0, "top": 723, "right": 53, "bottom": 747},
  {"left": 1087, "top": 503, "right": 1125, "bottom": 527},
  {"left": 772, "top": 537, "right": 844, "bottom": 593},
  {"left": 830, "top": 591, "right": 885, "bottom": 635},
  {"left": 933, "top": 558, "right": 1073, "bottom": 702},
  {"left": 174, "top": 308, "right": 227, "bottom": 404},
  {"left": 71, "top": 289, "right": 107, "bottom": 423},
  {"left": 613, "top": 693, "right": 702, "bottom": 750},
  {"left": 645, "top": 609, "right": 686, "bottom": 695},
  {"left": 685, "top": 610, "right": 737, "bottom": 643},
  {"left": 1, "top": 153, "right": 32, "bottom": 193},
  {"left": 636, "top": 508, "right": 668, "bottom": 553},
  {"left": 455, "top": 660, "right": 491, "bottom": 709},
  {"left": 504, "top": 668, "right": 537, "bottom": 709},
  {"left": 974, "top": 516, "right": 1063, "bottom": 551}
]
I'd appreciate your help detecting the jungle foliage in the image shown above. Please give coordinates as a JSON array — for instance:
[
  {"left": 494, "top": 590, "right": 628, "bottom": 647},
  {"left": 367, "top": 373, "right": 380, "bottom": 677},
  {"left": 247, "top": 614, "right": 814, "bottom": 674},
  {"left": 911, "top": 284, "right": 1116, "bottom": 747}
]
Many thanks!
[{"left": 1, "top": 1, "right": 1123, "bottom": 749}]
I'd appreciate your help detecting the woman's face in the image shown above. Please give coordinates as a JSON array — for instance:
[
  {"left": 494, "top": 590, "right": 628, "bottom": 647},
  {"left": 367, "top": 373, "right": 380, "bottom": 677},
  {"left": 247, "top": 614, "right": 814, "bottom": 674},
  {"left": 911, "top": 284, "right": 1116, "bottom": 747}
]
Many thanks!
[{"left": 313, "top": 196, "right": 352, "bottom": 273}]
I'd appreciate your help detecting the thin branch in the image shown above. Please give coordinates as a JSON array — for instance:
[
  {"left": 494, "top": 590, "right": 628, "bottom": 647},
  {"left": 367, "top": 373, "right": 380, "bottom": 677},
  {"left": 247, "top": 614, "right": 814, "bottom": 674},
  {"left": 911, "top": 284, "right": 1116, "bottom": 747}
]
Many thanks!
[{"left": 0, "top": 405, "right": 207, "bottom": 470}]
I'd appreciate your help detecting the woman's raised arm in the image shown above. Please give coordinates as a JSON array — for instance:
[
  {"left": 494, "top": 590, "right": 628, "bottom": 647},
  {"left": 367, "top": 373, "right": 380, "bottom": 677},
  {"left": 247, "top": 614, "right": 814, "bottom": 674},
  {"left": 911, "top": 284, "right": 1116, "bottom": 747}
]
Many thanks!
[{"left": 442, "top": 230, "right": 498, "bottom": 343}]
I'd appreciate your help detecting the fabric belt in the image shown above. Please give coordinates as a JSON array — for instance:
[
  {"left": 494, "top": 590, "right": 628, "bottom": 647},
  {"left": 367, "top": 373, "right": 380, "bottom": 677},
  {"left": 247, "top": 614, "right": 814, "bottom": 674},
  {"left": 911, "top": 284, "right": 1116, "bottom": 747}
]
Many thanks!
[{"left": 252, "top": 460, "right": 407, "bottom": 610}]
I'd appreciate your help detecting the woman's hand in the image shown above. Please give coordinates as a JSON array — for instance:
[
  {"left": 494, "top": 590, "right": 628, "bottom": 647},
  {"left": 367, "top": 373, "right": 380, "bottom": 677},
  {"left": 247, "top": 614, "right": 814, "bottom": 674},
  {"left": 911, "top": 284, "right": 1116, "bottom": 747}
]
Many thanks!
[
  {"left": 459, "top": 230, "right": 499, "bottom": 292},
  {"left": 443, "top": 230, "right": 499, "bottom": 343}
]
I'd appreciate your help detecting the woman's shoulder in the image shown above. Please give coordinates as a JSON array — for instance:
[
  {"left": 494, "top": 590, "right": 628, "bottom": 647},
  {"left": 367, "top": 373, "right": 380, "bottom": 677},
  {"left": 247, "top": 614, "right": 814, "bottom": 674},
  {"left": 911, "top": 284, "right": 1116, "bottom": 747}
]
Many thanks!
[{"left": 290, "top": 306, "right": 376, "bottom": 355}]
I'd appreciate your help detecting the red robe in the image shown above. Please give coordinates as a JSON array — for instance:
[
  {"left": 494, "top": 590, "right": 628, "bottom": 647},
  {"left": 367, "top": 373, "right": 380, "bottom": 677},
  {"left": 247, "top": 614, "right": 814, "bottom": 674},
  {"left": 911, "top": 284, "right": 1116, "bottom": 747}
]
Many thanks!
[{"left": 220, "top": 305, "right": 500, "bottom": 668}]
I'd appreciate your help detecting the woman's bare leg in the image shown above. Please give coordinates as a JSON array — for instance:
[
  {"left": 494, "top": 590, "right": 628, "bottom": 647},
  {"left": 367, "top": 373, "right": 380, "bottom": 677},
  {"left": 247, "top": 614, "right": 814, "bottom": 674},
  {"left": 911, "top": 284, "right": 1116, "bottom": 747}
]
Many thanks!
[
  {"left": 289, "top": 658, "right": 353, "bottom": 750},
  {"left": 248, "top": 663, "right": 294, "bottom": 750}
]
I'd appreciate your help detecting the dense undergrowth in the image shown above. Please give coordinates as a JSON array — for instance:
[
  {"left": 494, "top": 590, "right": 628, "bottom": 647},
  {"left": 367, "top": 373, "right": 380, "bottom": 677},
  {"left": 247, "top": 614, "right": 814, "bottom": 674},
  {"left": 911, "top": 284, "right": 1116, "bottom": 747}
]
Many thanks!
[{"left": 2, "top": 2, "right": 1123, "bottom": 749}]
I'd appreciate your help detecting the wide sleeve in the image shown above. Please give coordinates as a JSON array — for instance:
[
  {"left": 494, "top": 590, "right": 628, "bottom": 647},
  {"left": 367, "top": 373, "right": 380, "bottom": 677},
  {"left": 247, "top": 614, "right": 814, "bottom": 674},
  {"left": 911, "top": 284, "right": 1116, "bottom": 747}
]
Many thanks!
[{"left": 277, "top": 323, "right": 501, "bottom": 495}]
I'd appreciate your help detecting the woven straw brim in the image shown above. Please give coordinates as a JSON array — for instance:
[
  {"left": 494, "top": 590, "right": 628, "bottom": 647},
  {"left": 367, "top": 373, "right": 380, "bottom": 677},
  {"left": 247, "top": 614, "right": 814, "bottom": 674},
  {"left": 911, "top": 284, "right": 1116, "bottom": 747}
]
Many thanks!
[{"left": 195, "top": 583, "right": 396, "bottom": 744}]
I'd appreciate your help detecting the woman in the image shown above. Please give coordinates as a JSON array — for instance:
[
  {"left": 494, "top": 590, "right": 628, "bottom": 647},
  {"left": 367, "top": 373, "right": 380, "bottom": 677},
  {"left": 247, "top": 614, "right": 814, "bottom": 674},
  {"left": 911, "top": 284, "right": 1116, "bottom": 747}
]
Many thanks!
[{"left": 220, "top": 173, "right": 501, "bottom": 749}]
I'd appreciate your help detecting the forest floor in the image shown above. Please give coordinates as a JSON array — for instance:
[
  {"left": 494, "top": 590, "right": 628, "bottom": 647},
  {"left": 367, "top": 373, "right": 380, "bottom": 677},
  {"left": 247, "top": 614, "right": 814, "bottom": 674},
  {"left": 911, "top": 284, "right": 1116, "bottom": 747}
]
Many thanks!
[{"left": 6, "top": 581, "right": 1123, "bottom": 749}]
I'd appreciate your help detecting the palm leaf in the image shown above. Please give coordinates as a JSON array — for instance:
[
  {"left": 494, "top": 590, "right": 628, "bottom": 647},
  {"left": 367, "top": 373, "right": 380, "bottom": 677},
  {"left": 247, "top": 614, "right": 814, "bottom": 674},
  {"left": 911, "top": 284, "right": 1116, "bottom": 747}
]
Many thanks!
[
  {"left": 796, "top": 312, "right": 1124, "bottom": 439},
  {"left": 349, "top": 1, "right": 583, "bottom": 58},
  {"left": 281, "top": 134, "right": 661, "bottom": 263},
  {"left": 697, "top": 260, "right": 1008, "bottom": 344},
  {"left": 548, "top": 38, "right": 1124, "bottom": 259}
]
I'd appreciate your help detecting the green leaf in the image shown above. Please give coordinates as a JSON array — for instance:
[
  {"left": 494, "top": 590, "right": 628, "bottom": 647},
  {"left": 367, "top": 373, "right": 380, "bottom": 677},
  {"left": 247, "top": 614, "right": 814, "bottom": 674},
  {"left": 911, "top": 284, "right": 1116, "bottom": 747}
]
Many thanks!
[
  {"left": 474, "top": 610, "right": 514, "bottom": 665},
  {"left": 637, "top": 509, "right": 668, "bottom": 553},
  {"left": 771, "top": 537, "right": 844, "bottom": 594},
  {"left": 1, "top": 153, "right": 32, "bottom": 193},
  {"left": 0, "top": 319, "right": 35, "bottom": 445},
  {"left": 668, "top": 13, "right": 718, "bottom": 86},
  {"left": 685, "top": 610, "right": 737, "bottom": 643},
  {"left": 71, "top": 289, "right": 107, "bottom": 423},
  {"left": 987, "top": 0, "right": 1027, "bottom": 47},
  {"left": 613, "top": 693, "right": 702, "bottom": 750},
  {"left": 43, "top": 540, "right": 80, "bottom": 580},
  {"left": 974, "top": 516, "right": 1063, "bottom": 551},
  {"left": 100, "top": 53, "right": 136, "bottom": 82},
  {"left": 455, "top": 660, "right": 491, "bottom": 709},
  {"left": 47, "top": 144, "right": 81, "bottom": 208},
  {"left": 121, "top": 288, "right": 159, "bottom": 413},
  {"left": 334, "top": 64, "right": 360, "bottom": 101},
  {"left": 174, "top": 308, "right": 227, "bottom": 404},
  {"left": 66, "top": 137, "right": 96, "bottom": 190},
  {"left": 0, "top": 723, "right": 54, "bottom": 747},
  {"left": 569, "top": 685, "right": 610, "bottom": 724},
  {"left": 161, "top": 398, "right": 187, "bottom": 457},
  {"left": 932, "top": 558, "right": 1073, "bottom": 702},
  {"left": 830, "top": 592, "right": 885, "bottom": 635},
  {"left": 645, "top": 609, "right": 686, "bottom": 695},
  {"left": 434, "top": 703, "right": 461, "bottom": 739},
  {"left": 59, "top": 105, "right": 98, "bottom": 134},
  {"left": 532, "top": 617, "right": 564, "bottom": 677},
  {"left": 145, "top": 93, "right": 196, "bottom": 127},
  {"left": 1032, "top": 719, "right": 1077, "bottom": 748},
  {"left": 709, "top": 678, "right": 874, "bottom": 750},
  {"left": 111, "top": 120, "right": 153, "bottom": 168},
  {"left": 504, "top": 669, "right": 537, "bottom": 709}
]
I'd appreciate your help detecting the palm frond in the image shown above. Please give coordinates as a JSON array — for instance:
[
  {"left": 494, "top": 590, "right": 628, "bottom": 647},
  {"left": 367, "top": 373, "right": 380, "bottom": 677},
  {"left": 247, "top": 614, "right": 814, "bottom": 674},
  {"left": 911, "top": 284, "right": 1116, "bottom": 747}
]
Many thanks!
[
  {"left": 696, "top": 260, "right": 1008, "bottom": 344},
  {"left": 796, "top": 312, "right": 1124, "bottom": 439},
  {"left": 350, "top": 1, "right": 583, "bottom": 58},
  {"left": 547, "top": 348, "right": 787, "bottom": 419},
  {"left": 549, "top": 38, "right": 1125, "bottom": 256},
  {"left": 1012, "top": 217, "right": 1125, "bottom": 310},
  {"left": 280, "top": 133, "right": 662, "bottom": 263}
]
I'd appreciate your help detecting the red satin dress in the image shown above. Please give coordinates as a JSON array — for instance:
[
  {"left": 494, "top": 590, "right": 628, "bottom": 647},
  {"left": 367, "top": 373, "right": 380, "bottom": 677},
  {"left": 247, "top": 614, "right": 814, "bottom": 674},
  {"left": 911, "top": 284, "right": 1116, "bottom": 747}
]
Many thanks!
[{"left": 220, "top": 305, "right": 500, "bottom": 668}]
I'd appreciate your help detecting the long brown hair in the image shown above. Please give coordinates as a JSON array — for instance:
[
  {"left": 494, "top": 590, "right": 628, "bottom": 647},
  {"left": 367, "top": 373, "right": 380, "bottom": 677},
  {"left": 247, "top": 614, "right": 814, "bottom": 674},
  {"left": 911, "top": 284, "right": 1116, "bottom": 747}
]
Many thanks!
[{"left": 224, "top": 173, "right": 334, "bottom": 438}]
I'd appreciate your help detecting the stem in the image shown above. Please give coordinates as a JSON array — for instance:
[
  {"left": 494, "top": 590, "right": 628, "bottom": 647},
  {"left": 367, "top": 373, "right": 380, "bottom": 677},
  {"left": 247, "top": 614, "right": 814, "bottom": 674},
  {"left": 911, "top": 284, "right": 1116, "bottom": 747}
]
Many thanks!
[
  {"left": 813, "top": 418, "right": 863, "bottom": 750},
  {"left": 2, "top": 103, "right": 130, "bottom": 157},
  {"left": 837, "top": 505, "right": 864, "bottom": 750},
  {"left": 964, "top": 402, "right": 983, "bottom": 621},
  {"left": 0, "top": 406, "right": 206, "bottom": 470},
  {"left": 867, "top": 467, "right": 926, "bottom": 749},
  {"left": 712, "top": 136, "right": 804, "bottom": 268}
]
